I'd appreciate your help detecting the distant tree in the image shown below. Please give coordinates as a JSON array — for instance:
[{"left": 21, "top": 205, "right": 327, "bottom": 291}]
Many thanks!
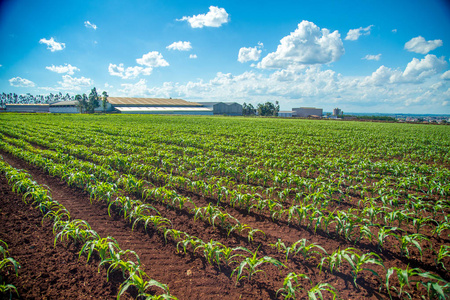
[
  {"left": 242, "top": 102, "right": 256, "bottom": 116},
  {"left": 102, "top": 91, "right": 109, "bottom": 113},
  {"left": 75, "top": 94, "right": 87, "bottom": 113},
  {"left": 87, "top": 87, "right": 100, "bottom": 113},
  {"left": 257, "top": 101, "right": 279, "bottom": 116}
]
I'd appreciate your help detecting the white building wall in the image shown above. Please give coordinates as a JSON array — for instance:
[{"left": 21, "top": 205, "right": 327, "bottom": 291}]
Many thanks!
[{"left": 49, "top": 106, "right": 79, "bottom": 113}]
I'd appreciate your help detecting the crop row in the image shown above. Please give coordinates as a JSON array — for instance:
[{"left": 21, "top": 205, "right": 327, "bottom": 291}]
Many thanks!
[{"left": 0, "top": 157, "right": 175, "bottom": 300}]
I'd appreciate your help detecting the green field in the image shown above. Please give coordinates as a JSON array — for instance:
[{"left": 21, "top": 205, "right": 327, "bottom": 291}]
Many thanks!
[{"left": 0, "top": 113, "right": 449, "bottom": 299}]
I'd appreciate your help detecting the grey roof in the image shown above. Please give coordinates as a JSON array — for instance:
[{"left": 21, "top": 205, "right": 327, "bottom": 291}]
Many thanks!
[
  {"left": 108, "top": 97, "right": 201, "bottom": 107},
  {"left": 197, "top": 102, "right": 241, "bottom": 106}
]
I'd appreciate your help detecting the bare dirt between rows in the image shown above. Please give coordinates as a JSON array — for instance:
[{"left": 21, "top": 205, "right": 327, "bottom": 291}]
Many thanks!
[
  {"left": 0, "top": 150, "right": 274, "bottom": 299},
  {"left": 0, "top": 173, "right": 121, "bottom": 300},
  {"left": 1, "top": 147, "right": 444, "bottom": 300}
]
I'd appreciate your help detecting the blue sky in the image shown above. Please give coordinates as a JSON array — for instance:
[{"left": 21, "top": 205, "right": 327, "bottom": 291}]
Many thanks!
[{"left": 1, "top": 0, "right": 450, "bottom": 114}]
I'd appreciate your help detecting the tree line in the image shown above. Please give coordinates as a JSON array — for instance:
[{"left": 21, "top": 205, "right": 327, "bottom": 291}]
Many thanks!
[
  {"left": 1, "top": 88, "right": 108, "bottom": 114},
  {"left": 242, "top": 101, "right": 280, "bottom": 116},
  {"left": 0, "top": 92, "right": 74, "bottom": 108}
]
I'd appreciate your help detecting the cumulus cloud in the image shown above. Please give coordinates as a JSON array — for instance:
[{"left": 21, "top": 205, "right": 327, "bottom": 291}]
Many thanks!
[
  {"left": 39, "top": 37, "right": 65, "bottom": 52},
  {"left": 84, "top": 21, "right": 97, "bottom": 30},
  {"left": 238, "top": 43, "right": 263, "bottom": 63},
  {"left": 178, "top": 6, "right": 229, "bottom": 28},
  {"left": 258, "top": 21, "right": 344, "bottom": 69},
  {"left": 402, "top": 54, "right": 447, "bottom": 81},
  {"left": 9, "top": 77, "right": 35, "bottom": 87},
  {"left": 118, "top": 79, "right": 149, "bottom": 96},
  {"left": 404, "top": 36, "right": 443, "bottom": 54},
  {"left": 345, "top": 25, "right": 373, "bottom": 41},
  {"left": 166, "top": 41, "right": 192, "bottom": 51},
  {"left": 108, "top": 63, "right": 152, "bottom": 79},
  {"left": 109, "top": 51, "right": 169, "bottom": 80},
  {"left": 136, "top": 51, "right": 169, "bottom": 67},
  {"left": 362, "top": 54, "right": 381, "bottom": 61},
  {"left": 58, "top": 75, "right": 92, "bottom": 90},
  {"left": 362, "top": 54, "right": 447, "bottom": 85},
  {"left": 189, "top": 54, "right": 198, "bottom": 59},
  {"left": 441, "top": 70, "right": 450, "bottom": 80},
  {"left": 46, "top": 64, "right": 79, "bottom": 75}
]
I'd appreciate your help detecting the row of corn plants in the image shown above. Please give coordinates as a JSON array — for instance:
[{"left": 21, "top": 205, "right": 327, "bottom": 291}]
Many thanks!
[
  {"left": 0, "top": 157, "right": 175, "bottom": 300},
  {"left": 1, "top": 131, "right": 448, "bottom": 269}
]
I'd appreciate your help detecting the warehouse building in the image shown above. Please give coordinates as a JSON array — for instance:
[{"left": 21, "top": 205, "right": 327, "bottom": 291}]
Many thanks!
[
  {"left": 109, "top": 97, "right": 213, "bottom": 115},
  {"left": 196, "top": 102, "right": 243, "bottom": 116},
  {"left": 278, "top": 111, "right": 295, "bottom": 118},
  {"left": 292, "top": 107, "right": 323, "bottom": 118},
  {"left": 49, "top": 100, "right": 113, "bottom": 113},
  {"left": 5, "top": 104, "right": 49, "bottom": 113}
]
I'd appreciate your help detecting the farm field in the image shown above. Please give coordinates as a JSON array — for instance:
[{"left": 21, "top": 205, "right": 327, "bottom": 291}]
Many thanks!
[{"left": 0, "top": 113, "right": 449, "bottom": 300}]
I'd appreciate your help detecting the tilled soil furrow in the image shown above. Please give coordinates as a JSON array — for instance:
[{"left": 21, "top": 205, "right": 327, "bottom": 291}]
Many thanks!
[{"left": 0, "top": 150, "right": 270, "bottom": 299}]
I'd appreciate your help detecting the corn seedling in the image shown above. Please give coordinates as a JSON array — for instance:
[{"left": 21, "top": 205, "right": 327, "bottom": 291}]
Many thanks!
[
  {"left": 346, "top": 250, "right": 385, "bottom": 287},
  {"left": 277, "top": 272, "right": 310, "bottom": 299},
  {"left": 319, "top": 247, "right": 357, "bottom": 274},
  {"left": 117, "top": 272, "right": 174, "bottom": 300},
  {"left": 397, "top": 233, "right": 429, "bottom": 260},
  {"left": 79, "top": 236, "right": 121, "bottom": 263},
  {"left": 53, "top": 219, "right": 99, "bottom": 246},
  {"left": 435, "top": 245, "right": 450, "bottom": 270},
  {"left": 307, "top": 282, "right": 338, "bottom": 300},
  {"left": 231, "top": 246, "right": 286, "bottom": 284},
  {"left": 99, "top": 249, "right": 141, "bottom": 281},
  {"left": 386, "top": 266, "right": 420, "bottom": 299}
]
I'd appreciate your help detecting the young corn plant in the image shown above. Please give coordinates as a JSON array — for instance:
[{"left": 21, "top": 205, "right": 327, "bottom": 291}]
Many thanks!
[
  {"left": 276, "top": 272, "right": 310, "bottom": 299},
  {"left": 53, "top": 219, "right": 99, "bottom": 247},
  {"left": 99, "top": 249, "right": 141, "bottom": 281},
  {"left": 376, "top": 226, "right": 400, "bottom": 251},
  {"left": 194, "top": 240, "right": 224, "bottom": 267},
  {"left": 416, "top": 272, "right": 450, "bottom": 300},
  {"left": 117, "top": 271, "right": 175, "bottom": 300},
  {"left": 0, "top": 240, "right": 20, "bottom": 299},
  {"left": 435, "top": 245, "right": 450, "bottom": 270},
  {"left": 319, "top": 247, "right": 357, "bottom": 274},
  {"left": 79, "top": 236, "right": 121, "bottom": 263},
  {"left": 176, "top": 235, "right": 204, "bottom": 254},
  {"left": 231, "top": 247, "right": 286, "bottom": 284},
  {"left": 307, "top": 282, "right": 338, "bottom": 300},
  {"left": 397, "top": 233, "right": 429, "bottom": 260},
  {"left": 386, "top": 266, "right": 420, "bottom": 299},
  {"left": 346, "top": 250, "right": 385, "bottom": 287}
]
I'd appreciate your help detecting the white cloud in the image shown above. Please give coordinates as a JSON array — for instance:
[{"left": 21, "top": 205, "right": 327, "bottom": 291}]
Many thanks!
[
  {"left": 404, "top": 36, "right": 443, "bottom": 54},
  {"left": 362, "top": 54, "right": 381, "bottom": 61},
  {"left": 402, "top": 54, "right": 447, "bottom": 82},
  {"left": 9, "top": 77, "right": 35, "bottom": 87},
  {"left": 392, "top": 29, "right": 397, "bottom": 33},
  {"left": 46, "top": 64, "right": 79, "bottom": 75},
  {"left": 108, "top": 63, "right": 152, "bottom": 79},
  {"left": 84, "top": 21, "right": 97, "bottom": 30},
  {"left": 258, "top": 21, "right": 344, "bottom": 69},
  {"left": 441, "top": 70, "right": 450, "bottom": 80},
  {"left": 136, "top": 51, "right": 169, "bottom": 67},
  {"left": 362, "top": 54, "right": 447, "bottom": 85},
  {"left": 118, "top": 79, "right": 149, "bottom": 97},
  {"left": 178, "top": 6, "right": 229, "bottom": 28},
  {"left": 345, "top": 25, "right": 373, "bottom": 41},
  {"left": 189, "top": 54, "right": 198, "bottom": 59},
  {"left": 167, "top": 41, "right": 192, "bottom": 51},
  {"left": 39, "top": 37, "right": 65, "bottom": 52},
  {"left": 58, "top": 75, "right": 92, "bottom": 90},
  {"left": 238, "top": 43, "right": 263, "bottom": 63}
]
